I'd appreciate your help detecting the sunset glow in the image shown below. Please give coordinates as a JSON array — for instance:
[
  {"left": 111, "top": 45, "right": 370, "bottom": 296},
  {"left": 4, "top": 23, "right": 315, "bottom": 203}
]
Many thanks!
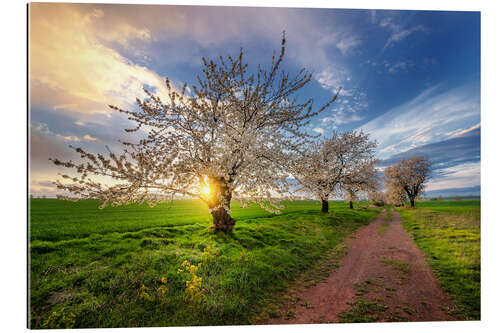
[{"left": 201, "top": 175, "right": 211, "bottom": 196}]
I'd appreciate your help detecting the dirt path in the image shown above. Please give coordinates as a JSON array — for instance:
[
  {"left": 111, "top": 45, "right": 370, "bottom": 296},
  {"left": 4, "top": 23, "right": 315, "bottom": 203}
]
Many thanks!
[{"left": 263, "top": 209, "right": 457, "bottom": 324}]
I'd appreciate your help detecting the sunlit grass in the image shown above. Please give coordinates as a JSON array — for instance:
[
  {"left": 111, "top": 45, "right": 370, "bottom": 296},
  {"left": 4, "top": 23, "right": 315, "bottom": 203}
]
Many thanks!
[
  {"left": 397, "top": 200, "right": 480, "bottom": 320},
  {"left": 29, "top": 199, "right": 326, "bottom": 242},
  {"left": 29, "top": 199, "right": 380, "bottom": 328}
]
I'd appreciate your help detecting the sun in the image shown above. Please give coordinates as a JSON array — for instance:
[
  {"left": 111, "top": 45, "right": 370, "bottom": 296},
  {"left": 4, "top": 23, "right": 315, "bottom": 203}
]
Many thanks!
[
  {"left": 201, "top": 175, "right": 211, "bottom": 195},
  {"left": 202, "top": 185, "right": 211, "bottom": 195}
]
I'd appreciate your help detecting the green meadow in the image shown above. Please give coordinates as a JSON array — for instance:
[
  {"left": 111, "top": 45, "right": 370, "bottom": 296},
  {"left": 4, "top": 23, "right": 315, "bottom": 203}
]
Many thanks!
[
  {"left": 397, "top": 200, "right": 480, "bottom": 320},
  {"left": 29, "top": 199, "right": 380, "bottom": 328}
]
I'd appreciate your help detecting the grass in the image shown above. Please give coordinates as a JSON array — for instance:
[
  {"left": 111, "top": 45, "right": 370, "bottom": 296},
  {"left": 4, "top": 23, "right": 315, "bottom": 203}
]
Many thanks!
[
  {"left": 384, "top": 205, "right": 393, "bottom": 221},
  {"left": 338, "top": 300, "right": 388, "bottom": 323},
  {"left": 379, "top": 258, "right": 410, "bottom": 275},
  {"left": 285, "top": 309, "right": 296, "bottom": 320},
  {"left": 397, "top": 200, "right": 480, "bottom": 320},
  {"left": 353, "top": 280, "right": 375, "bottom": 296},
  {"left": 300, "top": 301, "right": 313, "bottom": 309},
  {"left": 29, "top": 199, "right": 380, "bottom": 328},
  {"left": 29, "top": 199, "right": 327, "bottom": 242},
  {"left": 377, "top": 222, "right": 390, "bottom": 235}
]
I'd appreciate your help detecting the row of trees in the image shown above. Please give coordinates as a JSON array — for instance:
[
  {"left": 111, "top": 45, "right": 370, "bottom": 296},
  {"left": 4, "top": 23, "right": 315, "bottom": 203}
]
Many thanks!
[
  {"left": 49, "top": 35, "right": 429, "bottom": 233},
  {"left": 290, "top": 131, "right": 378, "bottom": 213},
  {"left": 366, "top": 156, "right": 431, "bottom": 208}
]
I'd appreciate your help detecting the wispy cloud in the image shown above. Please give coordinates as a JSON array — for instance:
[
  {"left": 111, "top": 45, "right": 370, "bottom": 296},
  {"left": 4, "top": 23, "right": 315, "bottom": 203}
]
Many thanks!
[
  {"left": 83, "top": 135, "right": 98, "bottom": 141},
  {"left": 335, "top": 35, "right": 361, "bottom": 55},
  {"left": 377, "top": 16, "right": 428, "bottom": 50},
  {"left": 315, "top": 66, "right": 349, "bottom": 94},
  {"left": 314, "top": 66, "right": 368, "bottom": 126},
  {"left": 56, "top": 134, "right": 81, "bottom": 142},
  {"left": 384, "top": 25, "right": 427, "bottom": 49},
  {"left": 360, "top": 83, "right": 480, "bottom": 159},
  {"left": 30, "top": 123, "right": 77, "bottom": 176},
  {"left": 425, "top": 161, "right": 480, "bottom": 191},
  {"left": 376, "top": 113, "right": 480, "bottom": 195},
  {"left": 387, "top": 60, "right": 414, "bottom": 73},
  {"left": 379, "top": 138, "right": 480, "bottom": 194},
  {"left": 446, "top": 123, "right": 480, "bottom": 139},
  {"left": 29, "top": 122, "right": 120, "bottom": 196},
  {"left": 322, "top": 110, "right": 364, "bottom": 127},
  {"left": 33, "top": 122, "right": 100, "bottom": 144},
  {"left": 313, "top": 127, "right": 325, "bottom": 135},
  {"left": 380, "top": 126, "right": 480, "bottom": 169}
]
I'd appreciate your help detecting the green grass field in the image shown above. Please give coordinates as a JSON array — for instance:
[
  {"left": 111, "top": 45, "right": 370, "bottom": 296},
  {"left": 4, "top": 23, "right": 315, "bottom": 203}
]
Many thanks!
[
  {"left": 29, "top": 199, "right": 380, "bottom": 328},
  {"left": 397, "top": 200, "right": 480, "bottom": 320}
]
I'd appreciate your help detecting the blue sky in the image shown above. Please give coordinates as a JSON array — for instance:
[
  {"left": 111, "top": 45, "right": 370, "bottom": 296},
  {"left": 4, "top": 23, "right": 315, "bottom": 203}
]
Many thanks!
[{"left": 29, "top": 3, "right": 480, "bottom": 197}]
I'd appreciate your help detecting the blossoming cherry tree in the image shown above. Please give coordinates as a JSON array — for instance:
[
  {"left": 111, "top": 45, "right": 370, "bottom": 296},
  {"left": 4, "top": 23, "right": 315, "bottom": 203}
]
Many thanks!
[{"left": 51, "top": 35, "right": 339, "bottom": 232}]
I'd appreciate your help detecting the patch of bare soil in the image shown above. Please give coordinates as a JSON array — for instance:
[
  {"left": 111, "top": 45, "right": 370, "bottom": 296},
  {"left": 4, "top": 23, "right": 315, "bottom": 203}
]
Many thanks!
[{"left": 261, "top": 210, "right": 457, "bottom": 324}]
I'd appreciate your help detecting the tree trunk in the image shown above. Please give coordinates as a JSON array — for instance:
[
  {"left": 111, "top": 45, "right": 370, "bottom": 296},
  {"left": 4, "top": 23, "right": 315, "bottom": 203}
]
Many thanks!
[
  {"left": 410, "top": 198, "right": 415, "bottom": 208},
  {"left": 349, "top": 201, "right": 353, "bottom": 209},
  {"left": 206, "top": 177, "right": 236, "bottom": 232},
  {"left": 321, "top": 199, "right": 329, "bottom": 213},
  {"left": 210, "top": 206, "right": 235, "bottom": 232}
]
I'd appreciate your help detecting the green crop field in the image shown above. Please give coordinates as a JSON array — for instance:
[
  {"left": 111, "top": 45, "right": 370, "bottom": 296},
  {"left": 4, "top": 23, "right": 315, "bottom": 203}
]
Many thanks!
[
  {"left": 29, "top": 199, "right": 380, "bottom": 328},
  {"left": 397, "top": 200, "right": 480, "bottom": 320}
]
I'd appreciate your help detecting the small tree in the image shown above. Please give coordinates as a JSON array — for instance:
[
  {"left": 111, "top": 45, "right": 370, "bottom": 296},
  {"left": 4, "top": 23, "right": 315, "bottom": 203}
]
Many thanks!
[
  {"left": 368, "top": 191, "right": 386, "bottom": 206},
  {"left": 385, "top": 184, "right": 406, "bottom": 206},
  {"left": 50, "top": 34, "right": 339, "bottom": 232},
  {"left": 343, "top": 186, "right": 359, "bottom": 209},
  {"left": 384, "top": 156, "right": 431, "bottom": 208},
  {"left": 291, "top": 130, "right": 377, "bottom": 213},
  {"left": 342, "top": 158, "right": 379, "bottom": 209}
]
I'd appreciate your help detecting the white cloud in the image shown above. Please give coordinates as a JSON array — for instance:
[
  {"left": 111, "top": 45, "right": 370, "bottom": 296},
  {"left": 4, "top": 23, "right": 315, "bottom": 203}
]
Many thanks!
[
  {"left": 426, "top": 162, "right": 480, "bottom": 191},
  {"left": 30, "top": 123, "right": 78, "bottom": 192},
  {"left": 387, "top": 60, "right": 413, "bottom": 73},
  {"left": 335, "top": 35, "right": 361, "bottom": 55},
  {"left": 314, "top": 67, "right": 369, "bottom": 115},
  {"left": 446, "top": 123, "right": 481, "bottom": 138},
  {"left": 56, "top": 135, "right": 81, "bottom": 142},
  {"left": 385, "top": 25, "right": 427, "bottom": 49},
  {"left": 313, "top": 127, "right": 325, "bottom": 135},
  {"left": 360, "top": 84, "right": 480, "bottom": 159},
  {"left": 33, "top": 122, "right": 98, "bottom": 143},
  {"left": 315, "top": 67, "right": 347, "bottom": 93},
  {"left": 322, "top": 110, "right": 364, "bottom": 127},
  {"left": 377, "top": 16, "right": 428, "bottom": 50},
  {"left": 84, "top": 135, "right": 98, "bottom": 141}
]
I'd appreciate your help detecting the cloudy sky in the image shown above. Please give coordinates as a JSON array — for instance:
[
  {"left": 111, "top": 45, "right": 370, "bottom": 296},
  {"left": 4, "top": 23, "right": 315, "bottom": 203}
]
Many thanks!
[{"left": 28, "top": 2, "right": 480, "bottom": 197}]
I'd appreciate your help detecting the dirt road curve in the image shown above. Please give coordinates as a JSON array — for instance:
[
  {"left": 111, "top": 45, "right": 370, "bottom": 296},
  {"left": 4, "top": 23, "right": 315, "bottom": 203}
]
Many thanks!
[{"left": 263, "top": 210, "right": 457, "bottom": 324}]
